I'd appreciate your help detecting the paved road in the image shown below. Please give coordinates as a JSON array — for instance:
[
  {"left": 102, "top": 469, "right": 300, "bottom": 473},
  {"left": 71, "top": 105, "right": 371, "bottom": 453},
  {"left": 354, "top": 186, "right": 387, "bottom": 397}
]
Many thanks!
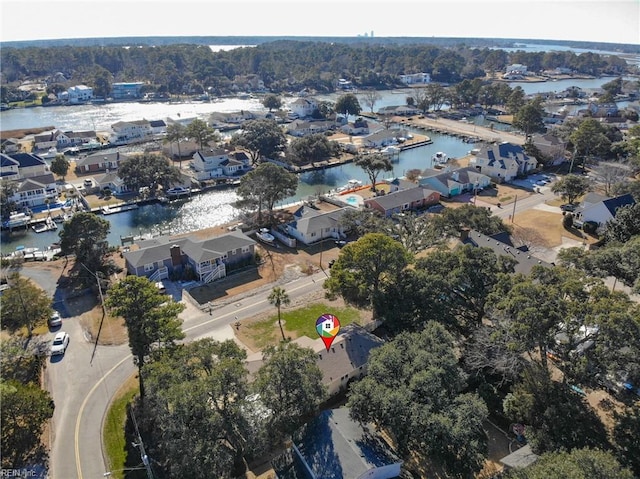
[{"left": 43, "top": 269, "right": 328, "bottom": 479}]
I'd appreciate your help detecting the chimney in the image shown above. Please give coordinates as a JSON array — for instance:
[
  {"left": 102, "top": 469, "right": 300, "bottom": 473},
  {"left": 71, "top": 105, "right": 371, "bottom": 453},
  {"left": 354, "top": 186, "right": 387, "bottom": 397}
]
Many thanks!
[
  {"left": 170, "top": 244, "right": 182, "bottom": 266},
  {"left": 460, "top": 228, "right": 470, "bottom": 242}
]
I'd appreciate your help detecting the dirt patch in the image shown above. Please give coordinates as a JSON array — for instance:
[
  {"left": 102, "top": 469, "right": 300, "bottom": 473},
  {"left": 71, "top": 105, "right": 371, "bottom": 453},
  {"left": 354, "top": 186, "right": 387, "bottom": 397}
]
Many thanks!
[{"left": 508, "top": 209, "right": 595, "bottom": 248}]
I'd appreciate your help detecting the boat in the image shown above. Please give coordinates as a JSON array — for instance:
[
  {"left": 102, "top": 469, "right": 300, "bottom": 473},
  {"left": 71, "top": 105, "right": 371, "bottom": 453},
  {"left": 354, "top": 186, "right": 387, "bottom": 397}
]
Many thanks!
[
  {"left": 165, "top": 186, "right": 191, "bottom": 198},
  {"left": 32, "top": 217, "right": 58, "bottom": 233},
  {"left": 256, "top": 228, "right": 275, "bottom": 245},
  {"left": 335, "top": 179, "right": 363, "bottom": 193},
  {"left": 5, "top": 212, "right": 32, "bottom": 229},
  {"left": 432, "top": 152, "right": 448, "bottom": 165},
  {"left": 380, "top": 145, "right": 401, "bottom": 162},
  {"left": 39, "top": 147, "right": 59, "bottom": 160},
  {"left": 102, "top": 204, "right": 140, "bottom": 215}
]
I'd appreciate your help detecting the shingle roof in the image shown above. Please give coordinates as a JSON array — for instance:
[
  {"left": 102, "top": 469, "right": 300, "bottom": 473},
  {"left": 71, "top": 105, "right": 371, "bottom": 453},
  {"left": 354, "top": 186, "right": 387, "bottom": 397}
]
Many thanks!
[
  {"left": 365, "top": 186, "right": 438, "bottom": 210},
  {"left": 602, "top": 194, "right": 635, "bottom": 217},
  {"left": 288, "top": 206, "right": 353, "bottom": 236},
  {"left": 4, "top": 153, "right": 46, "bottom": 168}
]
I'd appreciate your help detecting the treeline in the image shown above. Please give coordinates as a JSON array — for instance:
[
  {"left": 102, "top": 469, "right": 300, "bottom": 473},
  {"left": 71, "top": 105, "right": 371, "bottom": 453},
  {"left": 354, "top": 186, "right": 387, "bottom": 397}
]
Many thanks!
[{"left": 0, "top": 41, "right": 630, "bottom": 97}]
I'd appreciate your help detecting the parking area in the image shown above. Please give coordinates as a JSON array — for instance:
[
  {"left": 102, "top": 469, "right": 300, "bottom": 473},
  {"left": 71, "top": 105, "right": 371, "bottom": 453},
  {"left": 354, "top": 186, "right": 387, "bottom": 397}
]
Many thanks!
[{"left": 510, "top": 172, "right": 555, "bottom": 191}]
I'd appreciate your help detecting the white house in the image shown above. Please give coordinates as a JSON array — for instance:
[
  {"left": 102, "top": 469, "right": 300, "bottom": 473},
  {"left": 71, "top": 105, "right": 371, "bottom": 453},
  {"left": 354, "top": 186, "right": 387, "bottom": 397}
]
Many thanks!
[
  {"left": 506, "top": 64, "right": 528, "bottom": 75},
  {"left": 191, "top": 149, "right": 251, "bottom": 181},
  {"left": 67, "top": 85, "right": 94, "bottom": 103},
  {"left": 288, "top": 97, "right": 318, "bottom": 118},
  {"left": 399, "top": 72, "right": 431, "bottom": 85},
  {"left": 281, "top": 205, "right": 354, "bottom": 245},
  {"left": 9, "top": 173, "right": 58, "bottom": 208},
  {"left": 469, "top": 142, "right": 538, "bottom": 182},
  {"left": 109, "top": 120, "right": 152, "bottom": 144},
  {"left": 576, "top": 194, "right": 635, "bottom": 227}
]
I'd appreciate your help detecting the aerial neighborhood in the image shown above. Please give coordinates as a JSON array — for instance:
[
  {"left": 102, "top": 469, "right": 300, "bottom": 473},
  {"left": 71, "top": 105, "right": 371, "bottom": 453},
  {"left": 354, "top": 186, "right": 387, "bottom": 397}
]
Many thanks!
[{"left": 1, "top": 34, "right": 640, "bottom": 479}]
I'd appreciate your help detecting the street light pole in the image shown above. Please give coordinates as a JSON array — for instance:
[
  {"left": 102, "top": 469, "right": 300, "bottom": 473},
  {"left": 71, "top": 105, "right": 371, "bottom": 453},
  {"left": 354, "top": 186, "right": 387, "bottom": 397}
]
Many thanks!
[{"left": 78, "top": 262, "right": 106, "bottom": 364}]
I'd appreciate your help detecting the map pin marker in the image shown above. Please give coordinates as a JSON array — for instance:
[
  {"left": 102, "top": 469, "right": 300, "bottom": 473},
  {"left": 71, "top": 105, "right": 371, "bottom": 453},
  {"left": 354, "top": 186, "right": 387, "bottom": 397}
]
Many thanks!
[{"left": 316, "top": 313, "right": 341, "bottom": 351}]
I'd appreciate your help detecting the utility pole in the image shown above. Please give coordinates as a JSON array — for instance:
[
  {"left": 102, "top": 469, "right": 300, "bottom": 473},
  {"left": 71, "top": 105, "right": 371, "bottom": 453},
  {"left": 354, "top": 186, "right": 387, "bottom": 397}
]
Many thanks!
[
  {"left": 79, "top": 262, "right": 106, "bottom": 364},
  {"left": 131, "top": 408, "right": 154, "bottom": 479},
  {"left": 511, "top": 195, "right": 517, "bottom": 223}
]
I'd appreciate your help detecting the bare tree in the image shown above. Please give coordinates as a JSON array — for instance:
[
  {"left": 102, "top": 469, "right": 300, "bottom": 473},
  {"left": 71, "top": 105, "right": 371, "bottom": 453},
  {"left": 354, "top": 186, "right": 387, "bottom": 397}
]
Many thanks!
[
  {"left": 362, "top": 89, "right": 381, "bottom": 113},
  {"left": 510, "top": 225, "right": 549, "bottom": 255},
  {"left": 592, "top": 161, "right": 631, "bottom": 196}
]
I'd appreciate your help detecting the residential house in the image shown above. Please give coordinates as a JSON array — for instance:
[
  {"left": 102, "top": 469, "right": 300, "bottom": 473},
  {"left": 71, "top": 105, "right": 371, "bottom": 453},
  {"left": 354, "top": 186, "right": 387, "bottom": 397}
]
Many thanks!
[
  {"left": 66, "top": 85, "right": 94, "bottom": 104},
  {"left": 340, "top": 117, "right": 370, "bottom": 136},
  {"left": 288, "top": 97, "right": 318, "bottom": 118},
  {"left": 587, "top": 102, "right": 619, "bottom": 118},
  {"left": 363, "top": 129, "right": 403, "bottom": 148},
  {"left": 8, "top": 173, "right": 58, "bottom": 208},
  {"left": 191, "top": 149, "right": 251, "bottom": 181},
  {"left": 460, "top": 229, "right": 551, "bottom": 275},
  {"left": 419, "top": 167, "right": 491, "bottom": 198},
  {"left": 281, "top": 205, "right": 354, "bottom": 245},
  {"left": 469, "top": 142, "right": 538, "bottom": 182},
  {"left": 506, "top": 64, "right": 528, "bottom": 75},
  {"left": 531, "top": 134, "right": 567, "bottom": 166},
  {"left": 209, "top": 111, "right": 257, "bottom": 126},
  {"left": 574, "top": 193, "right": 635, "bottom": 227},
  {"left": 337, "top": 78, "right": 354, "bottom": 90},
  {"left": 246, "top": 324, "right": 385, "bottom": 396},
  {"left": 33, "top": 130, "right": 61, "bottom": 151},
  {"left": 377, "top": 105, "right": 420, "bottom": 116},
  {"left": 149, "top": 120, "right": 167, "bottom": 135},
  {"left": 273, "top": 407, "right": 402, "bottom": 479},
  {"left": 109, "top": 120, "right": 152, "bottom": 144},
  {"left": 74, "top": 151, "right": 128, "bottom": 174},
  {"left": 286, "top": 119, "right": 335, "bottom": 137},
  {"left": 0, "top": 153, "right": 49, "bottom": 179},
  {"left": 384, "top": 177, "right": 418, "bottom": 193},
  {"left": 124, "top": 230, "right": 256, "bottom": 284},
  {"left": 1, "top": 138, "right": 21, "bottom": 154},
  {"left": 364, "top": 186, "right": 440, "bottom": 217},
  {"left": 60, "top": 130, "right": 98, "bottom": 148},
  {"left": 94, "top": 171, "right": 130, "bottom": 195},
  {"left": 110, "top": 82, "right": 144, "bottom": 100},
  {"left": 399, "top": 72, "right": 431, "bottom": 85}
]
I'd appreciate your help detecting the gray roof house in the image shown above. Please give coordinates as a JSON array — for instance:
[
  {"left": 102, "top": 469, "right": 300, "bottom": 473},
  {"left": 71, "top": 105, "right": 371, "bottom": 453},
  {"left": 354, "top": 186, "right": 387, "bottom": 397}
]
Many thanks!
[
  {"left": 9, "top": 172, "right": 58, "bottom": 208},
  {"left": 75, "top": 151, "right": 128, "bottom": 174},
  {"left": 274, "top": 406, "right": 402, "bottom": 479},
  {"left": 461, "top": 229, "right": 551, "bottom": 275},
  {"left": 281, "top": 205, "right": 355, "bottom": 245},
  {"left": 574, "top": 193, "right": 635, "bottom": 227},
  {"left": 469, "top": 142, "right": 538, "bottom": 182},
  {"left": 124, "top": 230, "right": 256, "bottom": 283},
  {"left": 364, "top": 186, "right": 440, "bottom": 217},
  {"left": 419, "top": 167, "right": 491, "bottom": 198}
]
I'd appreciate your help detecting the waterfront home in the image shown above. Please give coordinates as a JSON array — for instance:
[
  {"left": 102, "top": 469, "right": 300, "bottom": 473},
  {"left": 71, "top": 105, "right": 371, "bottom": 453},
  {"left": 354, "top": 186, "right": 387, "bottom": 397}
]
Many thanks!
[
  {"left": 109, "top": 120, "right": 153, "bottom": 144},
  {"left": 149, "top": 120, "right": 167, "bottom": 135},
  {"left": 281, "top": 205, "right": 354, "bottom": 245},
  {"left": 209, "top": 111, "right": 258, "bottom": 126},
  {"left": 288, "top": 97, "right": 318, "bottom": 118},
  {"left": 364, "top": 186, "right": 440, "bottom": 217},
  {"left": 1, "top": 153, "right": 49, "bottom": 179},
  {"left": 419, "top": 167, "right": 491, "bottom": 198},
  {"left": 75, "top": 151, "right": 129, "bottom": 174},
  {"left": 286, "top": 119, "right": 335, "bottom": 137},
  {"left": 123, "top": 230, "right": 256, "bottom": 284},
  {"left": 469, "top": 142, "right": 538, "bottom": 182},
  {"left": 110, "top": 82, "right": 144, "bottom": 100},
  {"left": 573, "top": 193, "right": 635, "bottom": 228},
  {"left": 33, "top": 130, "right": 60, "bottom": 151},
  {"left": 362, "top": 129, "right": 403, "bottom": 148},
  {"left": 1, "top": 138, "right": 21, "bottom": 154},
  {"left": 273, "top": 406, "right": 402, "bottom": 479},
  {"left": 340, "top": 117, "right": 370, "bottom": 136},
  {"left": 58, "top": 85, "right": 94, "bottom": 104},
  {"left": 94, "top": 171, "right": 131, "bottom": 195},
  {"left": 377, "top": 105, "right": 420, "bottom": 116},
  {"left": 8, "top": 173, "right": 58, "bottom": 209},
  {"left": 460, "top": 229, "right": 551, "bottom": 275},
  {"left": 399, "top": 72, "right": 431, "bottom": 85},
  {"left": 191, "top": 149, "right": 251, "bottom": 181}
]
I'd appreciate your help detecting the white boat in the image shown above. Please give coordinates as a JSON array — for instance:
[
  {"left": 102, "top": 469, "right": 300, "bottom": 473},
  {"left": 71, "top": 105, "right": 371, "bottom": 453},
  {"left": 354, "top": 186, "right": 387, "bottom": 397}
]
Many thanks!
[
  {"left": 432, "top": 152, "right": 448, "bottom": 164},
  {"left": 39, "top": 147, "right": 58, "bottom": 160},
  {"left": 380, "top": 145, "right": 401, "bottom": 162},
  {"left": 256, "top": 228, "right": 275, "bottom": 245},
  {"left": 336, "top": 179, "right": 363, "bottom": 193},
  {"left": 5, "top": 212, "right": 32, "bottom": 228},
  {"left": 32, "top": 217, "right": 58, "bottom": 233},
  {"left": 165, "top": 186, "right": 191, "bottom": 197},
  {"left": 102, "top": 204, "right": 139, "bottom": 215}
]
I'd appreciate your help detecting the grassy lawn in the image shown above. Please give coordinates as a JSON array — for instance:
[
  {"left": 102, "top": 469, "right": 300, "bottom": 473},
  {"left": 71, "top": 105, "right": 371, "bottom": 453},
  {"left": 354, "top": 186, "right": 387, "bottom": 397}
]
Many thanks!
[
  {"left": 241, "top": 302, "right": 363, "bottom": 350},
  {"left": 103, "top": 374, "right": 139, "bottom": 479}
]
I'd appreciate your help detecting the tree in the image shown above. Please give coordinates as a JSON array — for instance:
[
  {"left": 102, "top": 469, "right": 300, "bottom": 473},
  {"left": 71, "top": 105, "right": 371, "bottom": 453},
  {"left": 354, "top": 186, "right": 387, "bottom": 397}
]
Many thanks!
[
  {"left": 426, "top": 82, "right": 447, "bottom": 111},
  {"left": 235, "top": 162, "right": 297, "bottom": 223},
  {"left": 433, "top": 204, "right": 512, "bottom": 237},
  {"left": 324, "top": 233, "right": 413, "bottom": 319},
  {"left": 550, "top": 174, "right": 590, "bottom": 204},
  {"left": 105, "top": 276, "right": 185, "bottom": 398},
  {"left": 164, "top": 122, "right": 187, "bottom": 160},
  {"left": 118, "top": 153, "right": 182, "bottom": 194},
  {"left": 50, "top": 154, "right": 70, "bottom": 181},
  {"left": 0, "top": 180, "right": 19, "bottom": 219},
  {"left": 254, "top": 342, "right": 326, "bottom": 436},
  {"left": 604, "top": 203, "right": 640, "bottom": 244},
  {"left": 613, "top": 407, "right": 640, "bottom": 477},
  {"left": 334, "top": 93, "right": 361, "bottom": 121},
  {"left": 569, "top": 118, "right": 611, "bottom": 171},
  {"left": 347, "top": 323, "right": 488, "bottom": 477},
  {"left": 504, "top": 448, "right": 633, "bottom": 479},
  {"left": 143, "top": 339, "right": 258, "bottom": 478},
  {"left": 262, "top": 94, "right": 282, "bottom": 112},
  {"left": 1, "top": 380, "right": 54, "bottom": 469},
  {"left": 354, "top": 152, "right": 393, "bottom": 191},
  {"left": 361, "top": 89, "right": 381, "bottom": 113},
  {"left": 287, "top": 133, "right": 340, "bottom": 166},
  {"left": 506, "top": 86, "right": 526, "bottom": 114},
  {"left": 0, "top": 273, "right": 52, "bottom": 338},
  {"left": 230, "top": 119, "right": 287, "bottom": 165},
  {"left": 185, "top": 118, "right": 219, "bottom": 151},
  {"left": 592, "top": 161, "right": 630, "bottom": 196},
  {"left": 513, "top": 98, "right": 546, "bottom": 141},
  {"left": 268, "top": 286, "right": 290, "bottom": 342},
  {"left": 59, "top": 212, "right": 110, "bottom": 274}
]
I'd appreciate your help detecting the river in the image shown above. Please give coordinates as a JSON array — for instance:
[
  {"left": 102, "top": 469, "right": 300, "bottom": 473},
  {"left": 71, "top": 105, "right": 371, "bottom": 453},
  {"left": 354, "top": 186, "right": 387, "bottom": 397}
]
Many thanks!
[{"left": 0, "top": 77, "right": 625, "bottom": 253}]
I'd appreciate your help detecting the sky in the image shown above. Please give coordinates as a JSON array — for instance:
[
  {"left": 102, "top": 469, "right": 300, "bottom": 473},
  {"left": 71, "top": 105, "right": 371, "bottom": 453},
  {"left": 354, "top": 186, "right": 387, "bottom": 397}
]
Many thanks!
[{"left": 1, "top": 0, "right": 639, "bottom": 45}]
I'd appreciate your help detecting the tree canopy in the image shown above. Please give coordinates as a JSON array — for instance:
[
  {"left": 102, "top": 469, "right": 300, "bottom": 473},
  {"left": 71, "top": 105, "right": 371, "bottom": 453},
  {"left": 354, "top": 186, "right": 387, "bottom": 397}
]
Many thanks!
[
  {"left": 230, "top": 119, "right": 287, "bottom": 165},
  {"left": 185, "top": 118, "right": 220, "bottom": 151},
  {"left": 58, "top": 211, "right": 110, "bottom": 275},
  {"left": 354, "top": 152, "right": 393, "bottom": 191},
  {"left": 334, "top": 93, "right": 362, "bottom": 119},
  {"left": 0, "top": 273, "right": 52, "bottom": 337},
  {"left": 287, "top": 133, "right": 340, "bottom": 166},
  {"left": 118, "top": 153, "right": 182, "bottom": 193},
  {"left": 550, "top": 174, "right": 591, "bottom": 204},
  {"left": 50, "top": 154, "right": 70, "bottom": 181},
  {"left": 513, "top": 97, "right": 546, "bottom": 140}
]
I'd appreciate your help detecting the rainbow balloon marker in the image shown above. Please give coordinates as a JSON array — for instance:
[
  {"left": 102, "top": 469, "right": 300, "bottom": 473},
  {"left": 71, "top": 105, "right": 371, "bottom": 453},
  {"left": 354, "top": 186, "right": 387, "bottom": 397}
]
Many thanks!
[{"left": 316, "top": 313, "right": 341, "bottom": 351}]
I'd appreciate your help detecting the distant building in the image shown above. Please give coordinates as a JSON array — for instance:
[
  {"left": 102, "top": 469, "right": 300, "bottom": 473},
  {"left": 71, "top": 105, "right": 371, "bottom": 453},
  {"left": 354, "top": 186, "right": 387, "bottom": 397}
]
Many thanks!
[
  {"left": 110, "top": 82, "right": 145, "bottom": 100},
  {"left": 506, "top": 64, "right": 528, "bottom": 75},
  {"left": 67, "top": 85, "right": 94, "bottom": 103},
  {"left": 399, "top": 72, "right": 431, "bottom": 85}
]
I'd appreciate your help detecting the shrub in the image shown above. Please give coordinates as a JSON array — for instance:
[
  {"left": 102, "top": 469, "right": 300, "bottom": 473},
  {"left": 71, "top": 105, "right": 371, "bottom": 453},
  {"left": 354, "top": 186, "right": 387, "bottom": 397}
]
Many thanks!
[{"left": 563, "top": 212, "right": 574, "bottom": 229}]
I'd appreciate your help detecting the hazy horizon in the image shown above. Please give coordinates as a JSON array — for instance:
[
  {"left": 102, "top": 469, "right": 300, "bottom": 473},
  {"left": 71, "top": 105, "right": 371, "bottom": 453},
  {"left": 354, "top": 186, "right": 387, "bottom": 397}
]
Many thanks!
[{"left": 1, "top": 0, "right": 638, "bottom": 46}]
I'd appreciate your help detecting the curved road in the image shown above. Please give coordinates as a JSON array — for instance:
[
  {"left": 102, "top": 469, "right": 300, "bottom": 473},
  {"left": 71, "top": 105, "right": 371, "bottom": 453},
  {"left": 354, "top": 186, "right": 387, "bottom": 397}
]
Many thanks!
[{"left": 45, "top": 269, "right": 328, "bottom": 479}]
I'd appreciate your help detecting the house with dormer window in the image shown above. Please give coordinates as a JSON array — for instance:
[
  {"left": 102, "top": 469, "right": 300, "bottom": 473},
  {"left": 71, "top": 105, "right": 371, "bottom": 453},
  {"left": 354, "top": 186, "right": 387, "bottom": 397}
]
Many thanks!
[
  {"left": 289, "top": 97, "right": 318, "bottom": 118},
  {"left": 191, "top": 149, "right": 251, "bottom": 181},
  {"left": 469, "top": 142, "right": 538, "bottom": 182},
  {"left": 75, "top": 151, "right": 128, "bottom": 174},
  {"left": 281, "top": 205, "right": 354, "bottom": 245}
]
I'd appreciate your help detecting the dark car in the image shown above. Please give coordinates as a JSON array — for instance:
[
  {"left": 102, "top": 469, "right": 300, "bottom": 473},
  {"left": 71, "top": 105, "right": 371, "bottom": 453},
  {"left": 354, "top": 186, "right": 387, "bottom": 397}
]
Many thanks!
[{"left": 560, "top": 203, "right": 577, "bottom": 212}]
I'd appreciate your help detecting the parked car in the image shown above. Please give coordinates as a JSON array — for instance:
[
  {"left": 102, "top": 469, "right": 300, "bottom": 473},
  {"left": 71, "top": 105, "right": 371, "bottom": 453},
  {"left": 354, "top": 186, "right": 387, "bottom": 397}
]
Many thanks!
[
  {"left": 535, "top": 180, "right": 549, "bottom": 186},
  {"left": 49, "top": 311, "right": 62, "bottom": 328},
  {"left": 50, "top": 331, "right": 70, "bottom": 355},
  {"left": 560, "top": 203, "right": 577, "bottom": 212}
]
